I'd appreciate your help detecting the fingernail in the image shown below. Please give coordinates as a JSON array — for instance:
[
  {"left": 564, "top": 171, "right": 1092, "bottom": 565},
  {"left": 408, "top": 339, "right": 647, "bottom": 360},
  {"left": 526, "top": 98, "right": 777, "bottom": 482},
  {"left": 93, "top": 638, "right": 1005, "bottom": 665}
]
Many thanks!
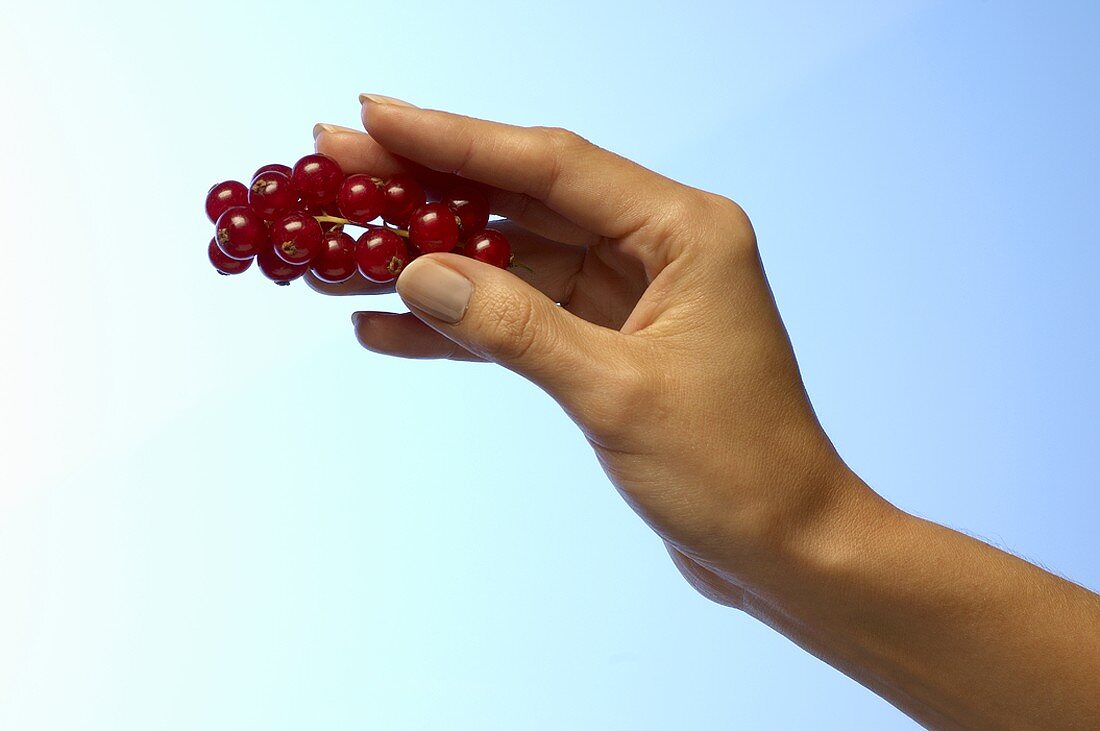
[
  {"left": 396, "top": 259, "right": 473, "bottom": 324},
  {"left": 351, "top": 311, "right": 363, "bottom": 328},
  {"left": 359, "top": 93, "right": 417, "bottom": 108},
  {"left": 313, "top": 123, "right": 361, "bottom": 139}
]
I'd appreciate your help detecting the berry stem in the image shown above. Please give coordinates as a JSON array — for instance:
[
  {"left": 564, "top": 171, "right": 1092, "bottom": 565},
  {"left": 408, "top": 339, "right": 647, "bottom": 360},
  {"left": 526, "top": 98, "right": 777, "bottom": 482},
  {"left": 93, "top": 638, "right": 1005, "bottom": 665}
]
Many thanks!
[
  {"left": 312, "top": 215, "right": 410, "bottom": 238},
  {"left": 314, "top": 215, "right": 354, "bottom": 226}
]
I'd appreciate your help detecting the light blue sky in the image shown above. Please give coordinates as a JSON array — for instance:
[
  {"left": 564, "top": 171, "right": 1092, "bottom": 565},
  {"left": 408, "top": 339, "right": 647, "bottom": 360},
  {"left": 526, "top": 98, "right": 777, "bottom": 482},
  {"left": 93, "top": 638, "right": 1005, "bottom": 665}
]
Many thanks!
[{"left": 1, "top": 1, "right": 1097, "bottom": 728}]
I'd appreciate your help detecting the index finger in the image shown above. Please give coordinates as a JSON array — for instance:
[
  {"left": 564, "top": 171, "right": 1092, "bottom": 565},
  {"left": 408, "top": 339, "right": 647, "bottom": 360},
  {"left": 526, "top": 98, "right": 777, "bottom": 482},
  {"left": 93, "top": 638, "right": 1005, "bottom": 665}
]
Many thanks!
[
  {"left": 315, "top": 127, "right": 600, "bottom": 247},
  {"left": 360, "top": 98, "right": 685, "bottom": 244}
]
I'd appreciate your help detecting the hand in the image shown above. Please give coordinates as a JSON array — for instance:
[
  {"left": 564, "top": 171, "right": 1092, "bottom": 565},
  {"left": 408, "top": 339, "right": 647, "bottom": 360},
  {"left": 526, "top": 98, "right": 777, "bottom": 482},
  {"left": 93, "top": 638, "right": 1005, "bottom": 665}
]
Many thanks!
[
  {"left": 311, "top": 97, "right": 885, "bottom": 608},
  {"left": 311, "top": 98, "right": 1100, "bottom": 730}
]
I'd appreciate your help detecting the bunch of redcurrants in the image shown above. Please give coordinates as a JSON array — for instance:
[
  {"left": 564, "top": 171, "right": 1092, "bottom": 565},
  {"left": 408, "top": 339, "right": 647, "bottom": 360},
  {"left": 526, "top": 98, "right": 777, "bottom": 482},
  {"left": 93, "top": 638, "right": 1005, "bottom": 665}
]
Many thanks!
[{"left": 205, "top": 154, "right": 512, "bottom": 285}]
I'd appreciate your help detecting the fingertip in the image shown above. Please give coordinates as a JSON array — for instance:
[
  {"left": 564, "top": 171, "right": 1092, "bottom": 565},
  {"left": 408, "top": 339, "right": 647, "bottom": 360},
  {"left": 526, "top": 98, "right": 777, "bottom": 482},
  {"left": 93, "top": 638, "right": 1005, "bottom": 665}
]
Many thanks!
[
  {"left": 350, "top": 310, "right": 385, "bottom": 352},
  {"left": 360, "top": 95, "right": 417, "bottom": 137},
  {"left": 359, "top": 93, "right": 418, "bottom": 108},
  {"left": 313, "top": 122, "right": 362, "bottom": 145},
  {"left": 313, "top": 128, "right": 407, "bottom": 178},
  {"left": 314, "top": 131, "right": 345, "bottom": 159},
  {"left": 349, "top": 311, "right": 480, "bottom": 361},
  {"left": 351, "top": 311, "right": 376, "bottom": 352},
  {"left": 359, "top": 99, "right": 379, "bottom": 133}
]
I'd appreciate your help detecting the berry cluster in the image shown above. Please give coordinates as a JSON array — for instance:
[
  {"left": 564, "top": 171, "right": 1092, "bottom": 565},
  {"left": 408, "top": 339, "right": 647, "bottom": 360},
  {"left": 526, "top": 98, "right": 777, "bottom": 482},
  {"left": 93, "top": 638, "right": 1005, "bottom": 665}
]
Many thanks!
[{"left": 205, "top": 154, "right": 512, "bottom": 285}]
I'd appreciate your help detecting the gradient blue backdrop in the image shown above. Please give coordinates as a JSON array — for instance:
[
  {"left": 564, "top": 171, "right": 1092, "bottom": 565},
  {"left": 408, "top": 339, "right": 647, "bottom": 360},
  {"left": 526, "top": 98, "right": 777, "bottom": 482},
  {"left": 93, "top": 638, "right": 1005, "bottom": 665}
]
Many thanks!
[{"left": 1, "top": 1, "right": 1097, "bottom": 728}]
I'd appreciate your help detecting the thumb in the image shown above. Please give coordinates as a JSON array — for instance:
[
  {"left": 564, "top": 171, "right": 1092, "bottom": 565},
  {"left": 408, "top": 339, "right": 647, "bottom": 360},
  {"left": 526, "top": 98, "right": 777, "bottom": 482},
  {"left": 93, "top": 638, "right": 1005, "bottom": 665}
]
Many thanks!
[{"left": 395, "top": 253, "right": 618, "bottom": 403}]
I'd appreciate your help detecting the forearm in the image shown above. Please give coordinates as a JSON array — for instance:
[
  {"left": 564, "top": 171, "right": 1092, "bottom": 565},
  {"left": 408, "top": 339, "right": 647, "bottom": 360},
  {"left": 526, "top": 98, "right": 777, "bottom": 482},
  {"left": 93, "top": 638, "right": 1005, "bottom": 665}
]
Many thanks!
[{"left": 743, "top": 473, "right": 1100, "bottom": 729}]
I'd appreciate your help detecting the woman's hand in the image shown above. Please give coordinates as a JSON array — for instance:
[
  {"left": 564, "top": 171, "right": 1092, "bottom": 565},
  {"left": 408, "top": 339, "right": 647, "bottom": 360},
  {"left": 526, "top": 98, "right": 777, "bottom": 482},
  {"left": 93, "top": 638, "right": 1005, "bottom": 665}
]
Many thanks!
[
  {"left": 311, "top": 96, "right": 886, "bottom": 609},
  {"left": 313, "top": 98, "right": 1100, "bottom": 728}
]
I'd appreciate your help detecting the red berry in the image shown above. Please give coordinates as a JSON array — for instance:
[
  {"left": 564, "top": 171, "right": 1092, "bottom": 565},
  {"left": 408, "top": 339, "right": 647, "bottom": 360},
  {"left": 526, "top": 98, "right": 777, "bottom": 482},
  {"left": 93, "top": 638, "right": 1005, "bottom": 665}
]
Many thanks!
[
  {"left": 208, "top": 237, "right": 252, "bottom": 275},
  {"left": 272, "top": 212, "right": 324, "bottom": 265},
  {"left": 215, "top": 206, "right": 269, "bottom": 260},
  {"left": 257, "top": 244, "right": 309, "bottom": 285},
  {"left": 291, "top": 153, "right": 343, "bottom": 207},
  {"left": 253, "top": 163, "right": 292, "bottom": 179},
  {"left": 205, "top": 180, "right": 249, "bottom": 223},
  {"left": 337, "top": 174, "right": 386, "bottom": 224},
  {"left": 356, "top": 227, "right": 409, "bottom": 283},
  {"left": 311, "top": 231, "right": 358, "bottom": 283},
  {"left": 464, "top": 229, "right": 512, "bottom": 269},
  {"left": 380, "top": 174, "right": 426, "bottom": 227},
  {"left": 408, "top": 202, "right": 461, "bottom": 254},
  {"left": 443, "top": 183, "right": 490, "bottom": 237},
  {"left": 249, "top": 170, "right": 299, "bottom": 220}
]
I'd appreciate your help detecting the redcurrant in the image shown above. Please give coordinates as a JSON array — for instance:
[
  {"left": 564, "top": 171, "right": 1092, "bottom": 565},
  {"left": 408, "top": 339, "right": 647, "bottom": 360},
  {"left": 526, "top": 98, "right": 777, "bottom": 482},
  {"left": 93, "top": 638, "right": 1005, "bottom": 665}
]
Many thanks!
[
  {"left": 357, "top": 227, "right": 409, "bottom": 283},
  {"left": 443, "top": 183, "right": 491, "bottom": 237},
  {"left": 464, "top": 229, "right": 512, "bottom": 269},
  {"left": 205, "top": 180, "right": 249, "bottom": 223},
  {"left": 311, "top": 231, "right": 358, "bottom": 283},
  {"left": 272, "top": 212, "right": 324, "bottom": 265},
  {"left": 249, "top": 170, "right": 299, "bottom": 220},
  {"left": 337, "top": 174, "right": 386, "bottom": 224},
  {"left": 253, "top": 163, "right": 292, "bottom": 179},
  {"left": 292, "top": 153, "right": 344, "bottom": 207},
  {"left": 257, "top": 244, "right": 309, "bottom": 285},
  {"left": 208, "top": 237, "right": 253, "bottom": 275},
  {"left": 380, "top": 174, "right": 426, "bottom": 227},
  {"left": 215, "top": 206, "right": 269, "bottom": 260},
  {"left": 408, "top": 202, "right": 461, "bottom": 254}
]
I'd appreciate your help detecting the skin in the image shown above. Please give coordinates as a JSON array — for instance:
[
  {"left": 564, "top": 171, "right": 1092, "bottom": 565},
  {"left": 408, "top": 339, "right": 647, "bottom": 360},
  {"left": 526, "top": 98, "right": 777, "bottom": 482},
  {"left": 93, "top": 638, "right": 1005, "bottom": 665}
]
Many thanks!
[{"left": 310, "top": 97, "right": 1100, "bottom": 730}]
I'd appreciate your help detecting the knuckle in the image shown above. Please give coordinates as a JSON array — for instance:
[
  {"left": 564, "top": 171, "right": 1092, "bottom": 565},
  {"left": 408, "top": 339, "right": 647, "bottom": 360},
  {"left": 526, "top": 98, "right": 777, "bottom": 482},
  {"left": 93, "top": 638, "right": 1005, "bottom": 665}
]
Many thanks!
[
  {"left": 536, "top": 125, "right": 588, "bottom": 151},
  {"left": 656, "top": 192, "right": 702, "bottom": 232},
  {"left": 641, "top": 190, "right": 711, "bottom": 247},
  {"left": 524, "top": 126, "right": 588, "bottom": 200},
  {"left": 667, "top": 192, "right": 759, "bottom": 262},
  {"left": 703, "top": 192, "right": 754, "bottom": 235},
  {"left": 581, "top": 358, "right": 664, "bottom": 442}
]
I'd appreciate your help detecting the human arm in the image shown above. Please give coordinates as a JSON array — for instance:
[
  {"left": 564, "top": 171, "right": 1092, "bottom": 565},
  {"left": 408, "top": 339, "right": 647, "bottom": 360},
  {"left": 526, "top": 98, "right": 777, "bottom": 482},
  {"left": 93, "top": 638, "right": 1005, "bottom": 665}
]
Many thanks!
[{"left": 310, "top": 97, "right": 1100, "bottom": 729}]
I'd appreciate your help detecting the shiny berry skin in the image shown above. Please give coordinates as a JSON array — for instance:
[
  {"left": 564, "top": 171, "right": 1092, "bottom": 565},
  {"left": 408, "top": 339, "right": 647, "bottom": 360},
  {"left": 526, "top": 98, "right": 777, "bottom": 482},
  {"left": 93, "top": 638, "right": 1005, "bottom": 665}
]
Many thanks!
[
  {"left": 249, "top": 171, "right": 299, "bottom": 220},
  {"left": 291, "top": 153, "right": 343, "bottom": 207},
  {"left": 408, "top": 202, "right": 461, "bottom": 254},
  {"left": 464, "top": 229, "right": 512, "bottom": 269},
  {"left": 311, "top": 231, "right": 358, "bottom": 283},
  {"left": 271, "top": 212, "right": 324, "bottom": 265},
  {"left": 215, "top": 206, "right": 269, "bottom": 260},
  {"left": 205, "top": 180, "right": 249, "bottom": 223},
  {"left": 208, "top": 237, "right": 253, "bottom": 275},
  {"left": 443, "top": 183, "right": 490, "bottom": 237},
  {"left": 380, "top": 174, "right": 426, "bottom": 227},
  {"left": 337, "top": 174, "right": 386, "bottom": 224},
  {"left": 257, "top": 244, "right": 309, "bottom": 285},
  {"left": 253, "top": 163, "right": 292, "bottom": 179},
  {"left": 356, "top": 227, "right": 409, "bottom": 283}
]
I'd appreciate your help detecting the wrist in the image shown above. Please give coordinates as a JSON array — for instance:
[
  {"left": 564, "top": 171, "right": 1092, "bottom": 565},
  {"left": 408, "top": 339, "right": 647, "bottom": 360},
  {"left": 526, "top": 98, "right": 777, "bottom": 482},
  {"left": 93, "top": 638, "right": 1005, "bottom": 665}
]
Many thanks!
[{"left": 719, "top": 461, "right": 904, "bottom": 607}]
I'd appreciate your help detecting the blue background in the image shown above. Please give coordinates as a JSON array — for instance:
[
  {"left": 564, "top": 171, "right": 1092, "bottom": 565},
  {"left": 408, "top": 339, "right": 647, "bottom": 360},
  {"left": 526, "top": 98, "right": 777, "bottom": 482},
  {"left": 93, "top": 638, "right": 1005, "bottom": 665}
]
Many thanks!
[{"left": 1, "top": 1, "right": 1097, "bottom": 728}]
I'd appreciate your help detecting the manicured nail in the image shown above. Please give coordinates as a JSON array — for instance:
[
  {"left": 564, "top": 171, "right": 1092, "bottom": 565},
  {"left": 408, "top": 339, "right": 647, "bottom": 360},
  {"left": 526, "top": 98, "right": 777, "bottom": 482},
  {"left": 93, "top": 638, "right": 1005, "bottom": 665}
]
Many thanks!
[
  {"left": 313, "top": 123, "right": 361, "bottom": 139},
  {"left": 395, "top": 259, "right": 473, "bottom": 324},
  {"left": 359, "top": 93, "right": 416, "bottom": 108}
]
